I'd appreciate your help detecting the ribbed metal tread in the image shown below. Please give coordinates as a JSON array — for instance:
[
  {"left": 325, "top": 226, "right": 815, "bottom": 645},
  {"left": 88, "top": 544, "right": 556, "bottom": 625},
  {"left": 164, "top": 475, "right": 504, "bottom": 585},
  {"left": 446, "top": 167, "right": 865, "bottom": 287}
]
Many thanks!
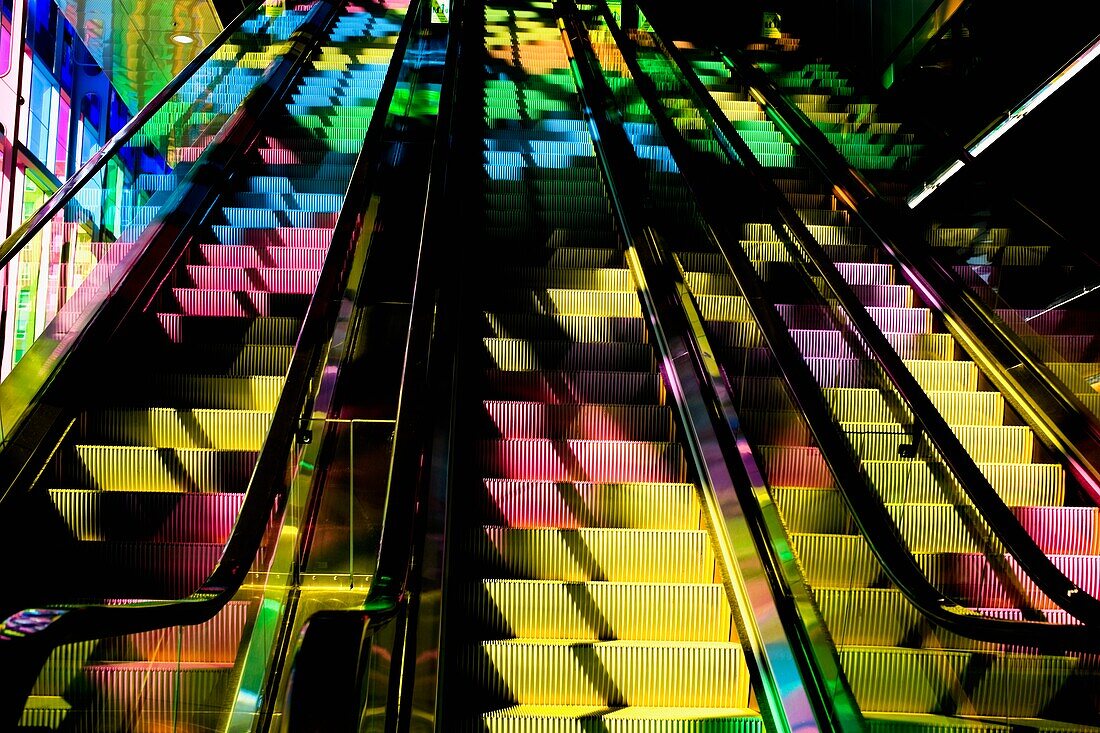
[
  {"left": 478, "top": 479, "right": 700, "bottom": 529},
  {"left": 474, "top": 704, "right": 761, "bottom": 732},
  {"left": 471, "top": 526, "right": 712, "bottom": 583},
  {"left": 467, "top": 580, "right": 729, "bottom": 640},
  {"left": 467, "top": 639, "right": 750, "bottom": 707}
]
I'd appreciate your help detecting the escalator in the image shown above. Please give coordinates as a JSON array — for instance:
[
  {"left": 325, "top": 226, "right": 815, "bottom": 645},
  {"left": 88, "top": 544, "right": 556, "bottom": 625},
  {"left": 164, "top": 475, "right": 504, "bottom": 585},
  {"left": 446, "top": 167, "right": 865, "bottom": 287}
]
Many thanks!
[
  {"left": 589, "top": 4, "right": 1100, "bottom": 729},
  {"left": 272, "top": 3, "right": 1100, "bottom": 731},
  {"left": 704, "top": 27, "right": 1100, "bottom": 433},
  {"left": 435, "top": 1, "right": 763, "bottom": 728},
  {"left": 0, "top": 0, "right": 415, "bottom": 729}
]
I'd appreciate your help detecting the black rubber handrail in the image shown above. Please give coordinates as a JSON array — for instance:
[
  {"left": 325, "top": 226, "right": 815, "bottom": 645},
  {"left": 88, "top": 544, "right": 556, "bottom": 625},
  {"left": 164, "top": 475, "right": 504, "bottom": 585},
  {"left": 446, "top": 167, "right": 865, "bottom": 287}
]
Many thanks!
[
  {"left": 0, "top": 0, "right": 423, "bottom": 725},
  {"left": 281, "top": 2, "right": 464, "bottom": 731},
  {"left": 558, "top": 2, "right": 862, "bottom": 731},
  {"left": 0, "top": 0, "right": 268, "bottom": 270},
  {"left": 630, "top": 0, "right": 1100, "bottom": 651}
]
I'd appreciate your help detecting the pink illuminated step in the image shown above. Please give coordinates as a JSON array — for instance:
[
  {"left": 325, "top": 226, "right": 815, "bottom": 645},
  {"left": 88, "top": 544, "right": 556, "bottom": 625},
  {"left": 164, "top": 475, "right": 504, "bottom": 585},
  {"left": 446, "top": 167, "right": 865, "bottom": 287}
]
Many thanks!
[
  {"left": 478, "top": 478, "right": 699, "bottom": 529},
  {"left": 210, "top": 226, "right": 334, "bottom": 247},
  {"left": 168, "top": 288, "right": 311, "bottom": 317},
  {"left": 777, "top": 303, "right": 931, "bottom": 333},
  {"left": 482, "top": 401, "right": 674, "bottom": 441},
  {"left": 481, "top": 369, "right": 666, "bottom": 405},
  {"left": 476, "top": 438, "right": 686, "bottom": 483},
  {"left": 183, "top": 265, "right": 321, "bottom": 293},
  {"left": 195, "top": 243, "right": 328, "bottom": 269},
  {"left": 1012, "top": 505, "right": 1100, "bottom": 555},
  {"left": 51, "top": 490, "right": 245, "bottom": 544}
]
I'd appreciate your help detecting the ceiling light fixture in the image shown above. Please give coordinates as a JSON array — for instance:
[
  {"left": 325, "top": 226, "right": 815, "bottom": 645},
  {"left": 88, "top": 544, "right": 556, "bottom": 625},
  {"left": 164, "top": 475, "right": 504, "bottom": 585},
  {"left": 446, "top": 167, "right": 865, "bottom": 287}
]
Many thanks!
[{"left": 171, "top": 33, "right": 194, "bottom": 44}]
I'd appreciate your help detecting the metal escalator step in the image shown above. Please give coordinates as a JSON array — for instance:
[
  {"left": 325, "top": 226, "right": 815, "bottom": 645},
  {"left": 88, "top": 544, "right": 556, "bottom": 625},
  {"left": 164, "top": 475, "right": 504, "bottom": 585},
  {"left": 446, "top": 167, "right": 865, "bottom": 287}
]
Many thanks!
[
  {"left": 144, "top": 374, "right": 284, "bottom": 411},
  {"left": 470, "top": 527, "right": 711, "bottom": 583},
  {"left": 148, "top": 312, "right": 301, "bottom": 343},
  {"left": 776, "top": 303, "right": 932, "bottom": 333},
  {"left": 209, "top": 225, "right": 334, "bottom": 247},
  {"left": 772, "top": 487, "right": 852, "bottom": 534},
  {"left": 193, "top": 243, "right": 329, "bottom": 269},
  {"left": 467, "top": 640, "right": 751, "bottom": 707},
  {"left": 478, "top": 479, "right": 699, "bottom": 529},
  {"left": 758, "top": 445, "right": 833, "bottom": 488},
  {"left": 822, "top": 387, "right": 1003, "bottom": 425},
  {"left": 841, "top": 646, "right": 1088, "bottom": 719},
  {"left": 32, "top": 602, "right": 249, "bottom": 692},
  {"left": 182, "top": 265, "right": 321, "bottom": 293},
  {"left": 481, "top": 402, "right": 673, "bottom": 441},
  {"left": 917, "top": 552, "right": 1100, "bottom": 610},
  {"left": 49, "top": 489, "right": 243, "bottom": 542},
  {"left": 167, "top": 287, "right": 311, "bottom": 317},
  {"left": 468, "top": 580, "right": 728, "bottom": 641},
  {"left": 22, "top": 662, "right": 236, "bottom": 730},
  {"left": 485, "top": 289, "right": 642, "bottom": 318},
  {"left": 838, "top": 422, "right": 1033, "bottom": 463},
  {"left": 803, "top": 357, "right": 978, "bottom": 391},
  {"left": 480, "top": 313, "right": 645, "bottom": 343},
  {"left": 146, "top": 343, "right": 293, "bottom": 376},
  {"left": 789, "top": 329, "right": 954, "bottom": 360},
  {"left": 494, "top": 266, "right": 633, "bottom": 291},
  {"left": 476, "top": 438, "right": 685, "bottom": 483},
  {"left": 64, "top": 445, "right": 258, "bottom": 492},
  {"left": 480, "top": 369, "right": 665, "bottom": 405},
  {"left": 861, "top": 459, "right": 1065, "bottom": 506},
  {"left": 61, "top": 540, "right": 225, "bottom": 599},
  {"left": 1013, "top": 506, "right": 1100, "bottom": 555},
  {"left": 790, "top": 533, "right": 881, "bottom": 587},
  {"left": 481, "top": 338, "right": 654, "bottom": 372},
  {"left": 474, "top": 704, "right": 761, "bottom": 732},
  {"left": 694, "top": 294, "right": 753, "bottom": 323},
  {"left": 77, "top": 407, "right": 273, "bottom": 449}
]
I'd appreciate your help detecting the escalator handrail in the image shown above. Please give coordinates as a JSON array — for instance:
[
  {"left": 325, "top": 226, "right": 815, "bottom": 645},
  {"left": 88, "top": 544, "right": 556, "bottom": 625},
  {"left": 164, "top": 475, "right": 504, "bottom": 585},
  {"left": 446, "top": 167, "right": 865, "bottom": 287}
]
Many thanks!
[
  {"left": 281, "top": 2, "right": 465, "bottom": 730},
  {"left": 631, "top": 1, "right": 1100, "bottom": 651},
  {"left": 705, "top": 37, "right": 1100, "bottom": 625},
  {"left": 0, "top": 0, "right": 268, "bottom": 270},
  {"left": 0, "top": 0, "right": 415, "bottom": 723},
  {"left": 875, "top": 0, "right": 971, "bottom": 90},
  {"left": 558, "top": 3, "right": 860, "bottom": 731}
]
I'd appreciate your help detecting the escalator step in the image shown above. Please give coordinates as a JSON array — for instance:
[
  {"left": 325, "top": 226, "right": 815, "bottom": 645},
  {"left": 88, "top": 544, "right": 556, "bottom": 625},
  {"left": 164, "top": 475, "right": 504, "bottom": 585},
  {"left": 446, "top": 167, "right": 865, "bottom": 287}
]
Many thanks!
[
  {"left": 471, "top": 526, "right": 711, "bottom": 583},
  {"left": 467, "top": 580, "right": 729, "bottom": 641},
  {"left": 479, "top": 479, "right": 698, "bottom": 529},
  {"left": 476, "top": 438, "right": 685, "bottom": 482},
  {"left": 50, "top": 489, "right": 244, "bottom": 543}
]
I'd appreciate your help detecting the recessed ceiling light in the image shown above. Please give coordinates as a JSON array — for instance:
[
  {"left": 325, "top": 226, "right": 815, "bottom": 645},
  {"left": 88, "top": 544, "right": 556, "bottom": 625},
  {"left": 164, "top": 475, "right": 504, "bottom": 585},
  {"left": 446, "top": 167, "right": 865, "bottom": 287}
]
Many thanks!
[{"left": 171, "top": 33, "right": 194, "bottom": 44}]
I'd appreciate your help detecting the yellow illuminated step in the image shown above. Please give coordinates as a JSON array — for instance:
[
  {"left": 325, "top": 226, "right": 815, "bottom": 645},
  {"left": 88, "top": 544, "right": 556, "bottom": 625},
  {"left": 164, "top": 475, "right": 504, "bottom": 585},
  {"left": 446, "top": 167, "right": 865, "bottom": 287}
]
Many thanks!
[
  {"left": 477, "top": 704, "right": 762, "bottom": 732},
  {"left": 470, "top": 527, "right": 714, "bottom": 583},
  {"left": 468, "top": 580, "right": 730, "bottom": 641},
  {"left": 68, "top": 445, "right": 256, "bottom": 492},
  {"left": 80, "top": 408, "right": 273, "bottom": 450},
  {"left": 468, "top": 639, "right": 750, "bottom": 707}
]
